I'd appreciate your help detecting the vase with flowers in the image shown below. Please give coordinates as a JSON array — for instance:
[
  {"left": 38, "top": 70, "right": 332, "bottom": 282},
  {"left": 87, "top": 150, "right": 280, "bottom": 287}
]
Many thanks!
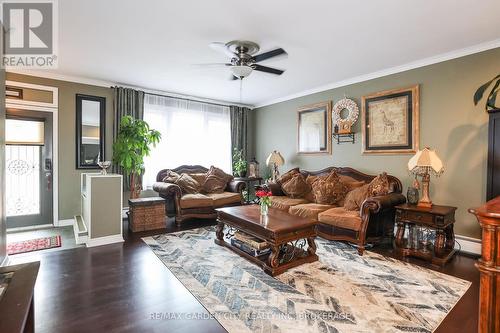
[{"left": 256, "top": 190, "right": 272, "bottom": 215}]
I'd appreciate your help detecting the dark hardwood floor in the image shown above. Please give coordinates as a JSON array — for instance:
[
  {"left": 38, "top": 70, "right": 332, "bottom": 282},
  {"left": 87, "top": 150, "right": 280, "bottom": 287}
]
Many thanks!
[{"left": 10, "top": 218, "right": 479, "bottom": 333}]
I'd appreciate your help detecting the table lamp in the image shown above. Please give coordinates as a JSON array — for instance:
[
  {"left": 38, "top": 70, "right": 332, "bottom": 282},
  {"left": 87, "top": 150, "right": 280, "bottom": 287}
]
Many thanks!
[
  {"left": 408, "top": 147, "right": 444, "bottom": 208},
  {"left": 266, "top": 151, "right": 285, "bottom": 182}
]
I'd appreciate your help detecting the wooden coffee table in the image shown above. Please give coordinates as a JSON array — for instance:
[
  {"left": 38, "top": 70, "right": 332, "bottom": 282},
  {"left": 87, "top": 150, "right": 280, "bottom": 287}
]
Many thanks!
[{"left": 215, "top": 205, "right": 318, "bottom": 276}]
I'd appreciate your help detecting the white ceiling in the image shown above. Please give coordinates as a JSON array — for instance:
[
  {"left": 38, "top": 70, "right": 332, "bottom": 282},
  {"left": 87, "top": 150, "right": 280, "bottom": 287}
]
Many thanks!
[{"left": 28, "top": 0, "right": 500, "bottom": 106}]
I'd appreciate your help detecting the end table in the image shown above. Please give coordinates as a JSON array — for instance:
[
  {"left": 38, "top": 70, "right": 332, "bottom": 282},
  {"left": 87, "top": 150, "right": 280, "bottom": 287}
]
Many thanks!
[
  {"left": 394, "top": 203, "right": 457, "bottom": 266},
  {"left": 234, "top": 177, "right": 263, "bottom": 204}
]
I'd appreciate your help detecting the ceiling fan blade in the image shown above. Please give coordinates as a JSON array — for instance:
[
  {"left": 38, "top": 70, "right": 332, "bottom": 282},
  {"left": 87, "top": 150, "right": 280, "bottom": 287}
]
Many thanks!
[
  {"left": 253, "top": 64, "right": 284, "bottom": 75},
  {"left": 209, "top": 42, "right": 237, "bottom": 59},
  {"left": 252, "top": 48, "right": 287, "bottom": 63},
  {"left": 191, "top": 63, "right": 232, "bottom": 68}
]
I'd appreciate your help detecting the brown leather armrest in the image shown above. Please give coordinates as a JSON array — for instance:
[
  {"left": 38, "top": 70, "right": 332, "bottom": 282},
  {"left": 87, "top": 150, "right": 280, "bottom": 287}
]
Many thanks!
[
  {"left": 226, "top": 180, "right": 246, "bottom": 193},
  {"left": 361, "top": 192, "right": 406, "bottom": 214},
  {"left": 153, "top": 182, "right": 182, "bottom": 198}
]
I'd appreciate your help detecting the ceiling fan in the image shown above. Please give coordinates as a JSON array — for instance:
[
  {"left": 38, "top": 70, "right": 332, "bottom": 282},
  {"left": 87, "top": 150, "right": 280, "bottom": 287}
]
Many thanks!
[{"left": 198, "top": 40, "right": 287, "bottom": 80}]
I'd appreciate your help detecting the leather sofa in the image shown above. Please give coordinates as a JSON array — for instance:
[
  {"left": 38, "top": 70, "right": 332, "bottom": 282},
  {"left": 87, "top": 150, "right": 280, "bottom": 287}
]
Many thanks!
[
  {"left": 153, "top": 165, "right": 246, "bottom": 225},
  {"left": 262, "top": 167, "right": 406, "bottom": 254}
]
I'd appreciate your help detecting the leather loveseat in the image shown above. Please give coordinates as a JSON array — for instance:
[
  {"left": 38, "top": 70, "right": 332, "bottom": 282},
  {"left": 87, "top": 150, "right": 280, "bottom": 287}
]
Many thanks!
[
  {"left": 153, "top": 165, "right": 246, "bottom": 225},
  {"left": 262, "top": 167, "right": 406, "bottom": 254}
]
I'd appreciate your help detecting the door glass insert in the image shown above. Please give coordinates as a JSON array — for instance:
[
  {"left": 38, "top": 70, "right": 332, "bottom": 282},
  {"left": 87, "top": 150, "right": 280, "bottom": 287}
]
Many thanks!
[{"left": 6, "top": 145, "right": 41, "bottom": 217}]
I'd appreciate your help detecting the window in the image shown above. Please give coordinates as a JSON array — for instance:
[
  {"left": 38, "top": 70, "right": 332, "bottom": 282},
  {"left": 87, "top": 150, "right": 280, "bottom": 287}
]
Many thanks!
[{"left": 142, "top": 94, "right": 231, "bottom": 189}]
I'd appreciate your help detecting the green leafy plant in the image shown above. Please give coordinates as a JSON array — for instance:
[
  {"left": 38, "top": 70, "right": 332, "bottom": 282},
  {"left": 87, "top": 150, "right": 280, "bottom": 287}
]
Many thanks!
[
  {"left": 232, "top": 148, "right": 247, "bottom": 177},
  {"left": 474, "top": 74, "right": 500, "bottom": 112},
  {"left": 112, "top": 116, "right": 161, "bottom": 198}
]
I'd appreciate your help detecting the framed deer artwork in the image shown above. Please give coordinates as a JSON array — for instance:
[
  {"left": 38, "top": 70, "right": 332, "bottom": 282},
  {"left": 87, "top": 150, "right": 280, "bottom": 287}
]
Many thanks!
[{"left": 361, "top": 85, "right": 419, "bottom": 154}]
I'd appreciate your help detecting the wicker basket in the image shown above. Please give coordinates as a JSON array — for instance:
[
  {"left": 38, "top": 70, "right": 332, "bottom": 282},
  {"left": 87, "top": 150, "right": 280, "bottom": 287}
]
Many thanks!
[{"left": 128, "top": 197, "right": 166, "bottom": 232}]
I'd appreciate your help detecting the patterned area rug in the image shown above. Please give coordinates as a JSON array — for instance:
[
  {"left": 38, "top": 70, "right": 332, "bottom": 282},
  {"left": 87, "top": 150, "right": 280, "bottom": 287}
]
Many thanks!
[
  {"left": 143, "top": 227, "right": 471, "bottom": 333},
  {"left": 7, "top": 235, "right": 61, "bottom": 255}
]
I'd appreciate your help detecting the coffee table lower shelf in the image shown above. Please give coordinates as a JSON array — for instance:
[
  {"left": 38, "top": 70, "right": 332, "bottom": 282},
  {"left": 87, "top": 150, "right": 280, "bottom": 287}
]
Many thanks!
[{"left": 215, "top": 222, "right": 318, "bottom": 276}]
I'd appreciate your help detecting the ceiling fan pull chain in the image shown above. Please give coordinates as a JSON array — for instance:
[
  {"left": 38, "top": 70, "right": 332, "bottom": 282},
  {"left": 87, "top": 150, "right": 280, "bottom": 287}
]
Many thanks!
[{"left": 239, "top": 78, "right": 243, "bottom": 103}]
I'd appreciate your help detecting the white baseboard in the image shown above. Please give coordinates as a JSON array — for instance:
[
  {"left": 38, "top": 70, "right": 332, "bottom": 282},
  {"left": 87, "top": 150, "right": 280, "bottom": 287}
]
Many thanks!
[
  {"left": 86, "top": 234, "right": 124, "bottom": 248},
  {"left": 1, "top": 255, "right": 9, "bottom": 267},
  {"left": 56, "top": 219, "right": 75, "bottom": 227},
  {"left": 7, "top": 224, "right": 54, "bottom": 233},
  {"left": 455, "top": 235, "right": 481, "bottom": 255}
]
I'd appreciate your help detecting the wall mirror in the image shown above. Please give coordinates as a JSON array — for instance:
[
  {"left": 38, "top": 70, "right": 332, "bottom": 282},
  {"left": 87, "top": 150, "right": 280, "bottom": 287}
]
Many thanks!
[{"left": 76, "top": 94, "right": 105, "bottom": 169}]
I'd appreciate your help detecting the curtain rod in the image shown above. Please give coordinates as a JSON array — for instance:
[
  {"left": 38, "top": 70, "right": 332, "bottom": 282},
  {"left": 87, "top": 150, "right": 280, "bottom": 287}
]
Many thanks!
[{"left": 111, "top": 85, "right": 254, "bottom": 109}]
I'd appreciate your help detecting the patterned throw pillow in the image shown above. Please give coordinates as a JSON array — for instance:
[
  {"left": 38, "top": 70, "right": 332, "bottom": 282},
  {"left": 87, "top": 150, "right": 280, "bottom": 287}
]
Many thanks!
[
  {"left": 303, "top": 175, "right": 319, "bottom": 202},
  {"left": 277, "top": 168, "right": 300, "bottom": 185},
  {"left": 202, "top": 166, "right": 233, "bottom": 194},
  {"left": 368, "top": 172, "right": 390, "bottom": 196},
  {"left": 162, "top": 170, "right": 180, "bottom": 183},
  {"left": 344, "top": 184, "right": 370, "bottom": 211},
  {"left": 311, "top": 171, "right": 348, "bottom": 205},
  {"left": 190, "top": 172, "right": 208, "bottom": 185},
  {"left": 175, "top": 173, "right": 201, "bottom": 194},
  {"left": 281, "top": 173, "right": 309, "bottom": 198}
]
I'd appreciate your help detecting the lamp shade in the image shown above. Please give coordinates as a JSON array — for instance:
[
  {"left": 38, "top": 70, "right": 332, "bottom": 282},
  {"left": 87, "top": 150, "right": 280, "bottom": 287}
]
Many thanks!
[
  {"left": 266, "top": 151, "right": 284, "bottom": 166},
  {"left": 408, "top": 147, "right": 444, "bottom": 176}
]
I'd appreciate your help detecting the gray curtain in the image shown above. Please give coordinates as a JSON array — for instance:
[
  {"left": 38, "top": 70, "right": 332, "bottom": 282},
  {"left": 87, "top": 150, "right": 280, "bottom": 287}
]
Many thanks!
[
  {"left": 230, "top": 106, "right": 249, "bottom": 164},
  {"left": 113, "top": 86, "right": 145, "bottom": 190}
]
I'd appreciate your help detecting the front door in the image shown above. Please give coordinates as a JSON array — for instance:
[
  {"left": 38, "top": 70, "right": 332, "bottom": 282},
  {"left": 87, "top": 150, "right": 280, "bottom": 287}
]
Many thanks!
[{"left": 5, "top": 109, "right": 53, "bottom": 228}]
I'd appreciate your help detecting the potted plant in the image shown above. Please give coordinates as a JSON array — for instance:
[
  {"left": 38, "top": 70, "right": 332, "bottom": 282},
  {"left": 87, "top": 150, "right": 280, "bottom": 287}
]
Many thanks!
[
  {"left": 232, "top": 148, "right": 247, "bottom": 177},
  {"left": 474, "top": 74, "right": 500, "bottom": 112},
  {"left": 113, "top": 116, "right": 161, "bottom": 199}
]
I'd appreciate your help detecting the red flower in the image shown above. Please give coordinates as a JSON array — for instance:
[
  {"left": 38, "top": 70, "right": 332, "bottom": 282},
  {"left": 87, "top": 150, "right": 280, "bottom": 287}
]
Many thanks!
[{"left": 256, "top": 190, "right": 272, "bottom": 198}]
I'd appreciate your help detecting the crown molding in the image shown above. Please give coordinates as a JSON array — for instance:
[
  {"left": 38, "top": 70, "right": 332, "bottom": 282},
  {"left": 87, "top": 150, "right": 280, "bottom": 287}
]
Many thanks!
[
  {"left": 255, "top": 38, "right": 500, "bottom": 108},
  {"left": 6, "top": 69, "right": 254, "bottom": 109}
]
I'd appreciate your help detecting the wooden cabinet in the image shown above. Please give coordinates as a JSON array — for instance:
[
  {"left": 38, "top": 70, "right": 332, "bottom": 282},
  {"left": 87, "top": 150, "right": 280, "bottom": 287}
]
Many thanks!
[
  {"left": 469, "top": 197, "right": 500, "bottom": 333},
  {"left": 74, "top": 173, "right": 123, "bottom": 247},
  {"left": 487, "top": 109, "right": 500, "bottom": 200}
]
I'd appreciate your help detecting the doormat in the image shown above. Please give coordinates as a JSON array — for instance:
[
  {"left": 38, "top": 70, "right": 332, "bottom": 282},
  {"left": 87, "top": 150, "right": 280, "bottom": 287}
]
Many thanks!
[{"left": 7, "top": 235, "right": 61, "bottom": 255}]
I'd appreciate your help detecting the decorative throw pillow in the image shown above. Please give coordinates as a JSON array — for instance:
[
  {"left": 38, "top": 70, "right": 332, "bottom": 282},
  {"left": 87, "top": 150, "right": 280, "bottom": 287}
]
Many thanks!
[
  {"left": 162, "top": 170, "right": 180, "bottom": 183},
  {"left": 339, "top": 175, "right": 366, "bottom": 192},
  {"left": 190, "top": 172, "right": 208, "bottom": 185},
  {"left": 277, "top": 168, "right": 300, "bottom": 185},
  {"left": 344, "top": 184, "right": 370, "bottom": 211},
  {"left": 303, "top": 175, "right": 319, "bottom": 202},
  {"left": 175, "top": 173, "right": 201, "bottom": 194},
  {"left": 281, "top": 173, "right": 309, "bottom": 198},
  {"left": 202, "top": 166, "right": 233, "bottom": 193},
  {"left": 368, "top": 172, "right": 390, "bottom": 197},
  {"left": 311, "top": 171, "right": 348, "bottom": 205}
]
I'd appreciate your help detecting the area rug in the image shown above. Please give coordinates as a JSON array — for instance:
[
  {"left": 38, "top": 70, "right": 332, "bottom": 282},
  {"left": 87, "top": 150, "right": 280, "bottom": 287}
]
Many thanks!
[
  {"left": 7, "top": 235, "right": 61, "bottom": 255},
  {"left": 143, "top": 227, "right": 471, "bottom": 333}
]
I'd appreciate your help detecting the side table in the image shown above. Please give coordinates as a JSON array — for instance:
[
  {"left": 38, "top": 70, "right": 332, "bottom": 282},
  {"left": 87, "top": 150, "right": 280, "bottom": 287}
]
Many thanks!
[
  {"left": 394, "top": 203, "right": 457, "bottom": 266},
  {"left": 234, "top": 177, "right": 263, "bottom": 204}
]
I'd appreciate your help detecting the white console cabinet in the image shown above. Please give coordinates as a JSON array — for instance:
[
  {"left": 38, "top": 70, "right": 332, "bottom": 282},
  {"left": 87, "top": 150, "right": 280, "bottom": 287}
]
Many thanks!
[{"left": 74, "top": 173, "right": 124, "bottom": 247}]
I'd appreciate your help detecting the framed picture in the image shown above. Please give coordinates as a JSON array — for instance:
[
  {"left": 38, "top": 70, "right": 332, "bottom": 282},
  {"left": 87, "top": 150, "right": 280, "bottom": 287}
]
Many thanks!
[
  {"left": 362, "top": 85, "right": 419, "bottom": 154},
  {"left": 297, "top": 101, "right": 332, "bottom": 154}
]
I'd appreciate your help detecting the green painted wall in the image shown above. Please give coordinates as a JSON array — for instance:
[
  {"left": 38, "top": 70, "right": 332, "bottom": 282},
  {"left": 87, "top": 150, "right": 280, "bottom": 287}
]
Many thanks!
[
  {"left": 253, "top": 47, "right": 500, "bottom": 239},
  {"left": 6, "top": 72, "right": 114, "bottom": 221}
]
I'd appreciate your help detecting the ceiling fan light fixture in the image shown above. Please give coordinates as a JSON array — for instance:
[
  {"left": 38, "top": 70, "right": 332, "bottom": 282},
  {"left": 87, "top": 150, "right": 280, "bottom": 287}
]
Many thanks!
[{"left": 230, "top": 65, "right": 253, "bottom": 79}]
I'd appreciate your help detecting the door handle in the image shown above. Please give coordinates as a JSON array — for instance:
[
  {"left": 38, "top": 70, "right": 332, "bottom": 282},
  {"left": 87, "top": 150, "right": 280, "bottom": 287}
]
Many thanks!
[{"left": 46, "top": 172, "right": 52, "bottom": 191}]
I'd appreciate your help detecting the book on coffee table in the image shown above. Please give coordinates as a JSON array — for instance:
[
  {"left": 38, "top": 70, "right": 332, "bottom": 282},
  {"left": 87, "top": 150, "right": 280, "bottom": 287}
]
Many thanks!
[
  {"left": 230, "top": 238, "right": 271, "bottom": 257},
  {"left": 234, "top": 231, "right": 269, "bottom": 250}
]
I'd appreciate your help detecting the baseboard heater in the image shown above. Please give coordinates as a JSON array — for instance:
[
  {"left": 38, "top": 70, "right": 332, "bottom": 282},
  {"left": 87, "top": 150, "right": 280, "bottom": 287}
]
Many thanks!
[{"left": 73, "top": 215, "right": 88, "bottom": 244}]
